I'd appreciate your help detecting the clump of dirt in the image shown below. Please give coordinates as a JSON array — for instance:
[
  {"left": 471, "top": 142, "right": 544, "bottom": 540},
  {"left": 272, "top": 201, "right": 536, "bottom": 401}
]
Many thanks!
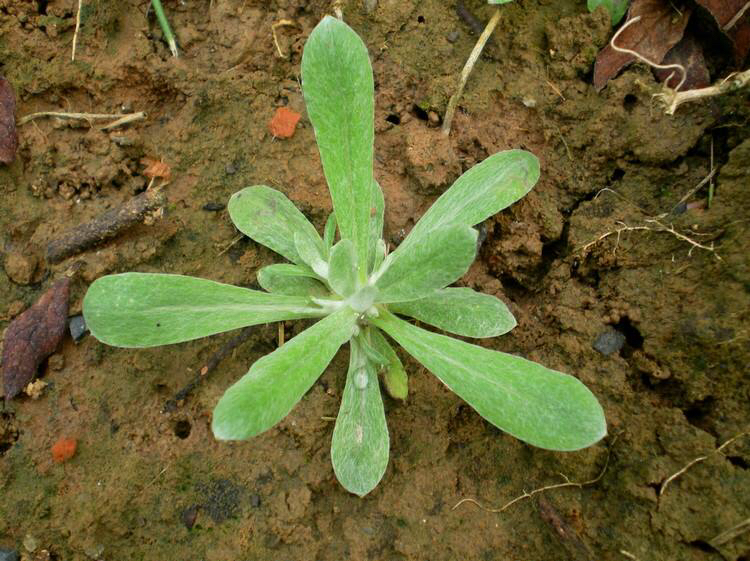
[{"left": 1, "top": 1, "right": 749, "bottom": 560}]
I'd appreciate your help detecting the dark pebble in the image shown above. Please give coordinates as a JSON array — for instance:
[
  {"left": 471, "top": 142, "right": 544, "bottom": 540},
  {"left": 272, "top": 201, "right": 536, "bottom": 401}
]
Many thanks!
[
  {"left": 181, "top": 505, "right": 199, "bottom": 529},
  {"left": 69, "top": 315, "right": 88, "bottom": 343},
  {"left": 202, "top": 202, "right": 226, "bottom": 212},
  {"left": 593, "top": 328, "right": 626, "bottom": 356},
  {"left": 0, "top": 549, "right": 20, "bottom": 561},
  {"left": 250, "top": 493, "right": 261, "bottom": 508},
  {"left": 225, "top": 163, "right": 237, "bottom": 175},
  {"left": 446, "top": 30, "right": 460, "bottom": 43}
]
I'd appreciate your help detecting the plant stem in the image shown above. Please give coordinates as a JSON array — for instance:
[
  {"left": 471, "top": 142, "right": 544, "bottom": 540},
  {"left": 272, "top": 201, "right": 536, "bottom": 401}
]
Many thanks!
[{"left": 152, "top": 0, "right": 178, "bottom": 57}]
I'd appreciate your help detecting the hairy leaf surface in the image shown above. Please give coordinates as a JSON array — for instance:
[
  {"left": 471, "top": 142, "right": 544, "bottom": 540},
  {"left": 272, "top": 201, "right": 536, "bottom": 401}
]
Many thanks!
[
  {"left": 257, "top": 264, "right": 328, "bottom": 297},
  {"left": 373, "top": 310, "right": 607, "bottom": 450},
  {"left": 302, "top": 16, "right": 374, "bottom": 280},
  {"left": 399, "top": 150, "right": 539, "bottom": 254},
  {"left": 212, "top": 309, "right": 358, "bottom": 440},
  {"left": 370, "top": 328, "right": 408, "bottom": 400},
  {"left": 228, "top": 186, "right": 323, "bottom": 264},
  {"left": 375, "top": 225, "right": 477, "bottom": 303},
  {"left": 328, "top": 239, "right": 358, "bottom": 297},
  {"left": 83, "top": 273, "right": 325, "bottom": 348},
  {"left": 390, "top": 287, "right": 516, "bottom": 338},
  {"left": 331, "top": 337, "right": 389, "bottom": 496}
]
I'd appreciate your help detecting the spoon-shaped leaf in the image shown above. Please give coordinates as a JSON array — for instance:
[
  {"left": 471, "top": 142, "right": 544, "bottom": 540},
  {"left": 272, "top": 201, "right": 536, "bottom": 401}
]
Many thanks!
[
  {"left": 302, "top": 16, "right": 374, "bottom": 281},
  {"left": 212, "top": 308, "right": 358, "bottom": 440},
  {"left": 331, "top": 335, "right": 389, "bottom": 496},
  {"left": 257, "top": 264, "right": 328, "bottom": 297},
  {"left": 399, "top": 150, "right": 539, "bottom": 254},
  {"left": 83, "top": 273, "right": 325, "bottom": 348},
  {"left": 374, "top": 224, "right": 477, "bottom": 303},
  {"left": 373, "top": 310, "right": 607, "bottom": 450},
  {"left": 390, "top": 287, "right": 516, "bottom": 338},
  {"left": 228, "top": 186, "right": 323, "bottom": 265}
]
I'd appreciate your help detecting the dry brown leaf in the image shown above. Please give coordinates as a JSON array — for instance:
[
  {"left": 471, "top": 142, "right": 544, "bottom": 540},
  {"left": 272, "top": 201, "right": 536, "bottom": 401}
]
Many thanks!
[
  {"left": 593, "top": 0, "right": 692, "bottom": 90},
  {"left": 695, "top": 0, "right": 750, "bottom": 63},
  {"left": 141, "top": 157, "right": 172, "bottom": 179},
  {"left": 654, "top": 32, "right": 710, "bottom": 90},
  {"left": 2, "top": 278, "right": 70, "bottom": 400},
  {"left": 0, "top": 76, "right": 18, "bottom": 164}
]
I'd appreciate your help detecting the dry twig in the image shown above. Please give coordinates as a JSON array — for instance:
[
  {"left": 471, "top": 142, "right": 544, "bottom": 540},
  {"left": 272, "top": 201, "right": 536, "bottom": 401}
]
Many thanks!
[
  {"left": 271, "top": 19, "right": 299, "bottom": 58},
  {"left": 18, "top": 110, "right": 146, "bottom": 130},
  {"left": 442, "top": 8, "right": 501, "bottom": 136},
  {"left": 72, "top": 0, "right": 83, "bottom": 61},
  {"left": 710, "top": 517, "right": 750, "bottom": 548}
]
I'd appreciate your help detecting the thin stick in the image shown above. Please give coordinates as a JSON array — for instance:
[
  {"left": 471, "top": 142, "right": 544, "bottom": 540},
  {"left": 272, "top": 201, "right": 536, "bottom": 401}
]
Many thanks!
[
  {"left": 710, "top": 518, "right": 750, "bottom": 547},
  {"left": 18, "top": 110, "right": 146, "bottom": 129},
  {"left": 442, "top": 8, "right": 501, "bottom": 136},
  {"left": 151, "top": 0, "right": 178, "bottom": 57},
  {"left": 708, "top": 137, "right": 715, "bottom": 208},
  {"left": 72, "top": 0, "right": 83, "bottom": 61},
  {"left": 725, "top": 1, "right": 750, "bottom": 31},
  {"left": 671, "top": 167, "right": 716, "bottom": 212},
  {"left": 658, "top": 69, "right": 750, "bottom": 115},
  {"left": 278, "top": 322, "right": 285, "bottom": 346},
  {"left": 453, "top": 441, "right": 613, "bottom": 514},
  {"left": 659, "top": 431, "right": 749, "bottom": 497}
]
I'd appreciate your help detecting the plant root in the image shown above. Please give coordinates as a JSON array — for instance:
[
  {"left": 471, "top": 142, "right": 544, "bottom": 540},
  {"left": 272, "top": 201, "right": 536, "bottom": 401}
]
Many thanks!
[
  {"left": 18, "top": 110, "right": 146, "bottom": 130},
  {"left": 452, "top": 436, "right": 615, "bottom": 514},
  {"left": 46, "top": 189, "right": 165, "bottom": 264},
  {"left": 442, "top": 8, "right": 501, "bottom": 136},
  {"left": 658, "top": 431, "right": 749, "bottom": 499},
  {"left": 163, "top": 327, "right": 255, "bottom": 413},
  {"left": 710, "top": 517, "right": 750, "bottom": 548},
  {"left": 271, "top": 19, "right": 300, "bottom": 58}
]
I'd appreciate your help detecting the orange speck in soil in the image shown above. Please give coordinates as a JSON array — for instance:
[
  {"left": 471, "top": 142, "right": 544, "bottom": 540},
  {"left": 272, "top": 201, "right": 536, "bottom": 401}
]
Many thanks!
[
  {"left": 51, "top": 438, "right": 77, "bottom": 463},
  {"left": 269, "top": 107, "right": 301, "bottom": 139}
]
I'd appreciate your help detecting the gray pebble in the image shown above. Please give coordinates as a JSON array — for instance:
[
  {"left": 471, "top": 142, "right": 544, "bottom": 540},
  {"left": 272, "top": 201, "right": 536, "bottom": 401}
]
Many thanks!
[
  {"left": 250, "top": 493, "right": 261, "bottom": 508},
  {"left": 0, "top": 549, "right": 20, "bottom": 561},
  {"left": 225, "top": 163, "right": 237, "bottom": 175},
  {"left": 69, "top": 315, "right": 89, "bottom": 343},
  {"left": 446, "top": 30, "right": 460, "bottom": 43},
  {"left": 593, "top": 328, "right": 626, "bottom": 356},
  {"left": 364, "top": 0, "right": 378, "bottom": 14}
]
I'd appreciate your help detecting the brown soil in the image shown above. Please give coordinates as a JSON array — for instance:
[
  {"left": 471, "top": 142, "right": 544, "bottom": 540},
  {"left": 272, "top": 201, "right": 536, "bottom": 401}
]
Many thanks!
[{"left": 1, "top": 1, "right": 749, "bottom": 560}]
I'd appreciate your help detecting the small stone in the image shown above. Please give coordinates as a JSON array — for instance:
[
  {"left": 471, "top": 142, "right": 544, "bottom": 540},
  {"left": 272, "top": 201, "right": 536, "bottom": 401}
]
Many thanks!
[
  {"left": 427, "top": 110, "right": 440, "bottom": 125},
  {"left": 4, "top": 252, "right": 38, "bottom": 285},
  {"left": 250, "top": 493, "right": 261, "bottom": 508},
  {"left": 592, "top": 328, "right": 626, "bottom": 356},
  {"left": 51, "top": 437, "right": 77, "bottom": 463},
  {"left": 202, "top": 202, "right": 225, "bottom": 212},
  {"left": 110, "top": 135, "right": 135, "bottom": 147},
  {"left": 224, "top": 163, "right": 237, "bottom": 175},
  {"left": 69, "top": 315, "right": 88, "bottom": 343},
  {"left": 268, "top": 107, "right": 301, "bottom": 139},
  {"left": 522, "top": 96, "right": 537, "bottom": 108},
  {"left": 0, "top": 548, "right": 20, "bottom": 561},
  {"left": 22, "top": 535, "right": 37, "bottom": 553},
  {"left": 181, "top": 505, "right": 199, "bottom": 529},
  {"left": 24, "top": 379, "right": 47, "bottom": 399},
  {"left": 446, "top": 30, "right": 460, "bottom": 43}
]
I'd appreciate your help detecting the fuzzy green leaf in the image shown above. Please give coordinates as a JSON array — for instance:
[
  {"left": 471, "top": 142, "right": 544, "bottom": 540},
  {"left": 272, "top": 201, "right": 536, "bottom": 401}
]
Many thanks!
[
  {"left": 587, "top": 0, "right": 628, "bottom": 24},
  {"left": 374, "top": 224, "right": 477, "bottom": 303},
  {"left": 295, "top": 231, "right": 328, "bottom": 278},
  {"left": 399, "top": 150, "right": 539, "bottom": 255},
  {"left": 369, "top": 180, "right": 385, "bottom": 270},
  {"left": 328, "top": 239, "right": 358, "bottom": 297},
  {"left": 83, "top": 273, "right": 325, "bottom": 348},
  {"left": 257, "top": 264, "right": 328, "bottom": 297},
  {"left": 331, "top": 336, "right": 389, "bottom": 496},
  {"left": 212, "top": 309, "right": 358, "bottom": 440},
  {"left": 390, "top": 287, "right": 516, "bottom": 338},
  {"left": 370, "top": 328, "right": 408, "bottom": 400},
  {"left": 228, "top": 186, "right": 323, "bottom": 265},
  {"left": 373, "top": 310, "right": 607, "bottom": 450},
  {"left": 302, "top": 16, "right": 374, "bottom": 281},
  {"left": 323, "top": 212, "right": 337, "bottom": 255}
]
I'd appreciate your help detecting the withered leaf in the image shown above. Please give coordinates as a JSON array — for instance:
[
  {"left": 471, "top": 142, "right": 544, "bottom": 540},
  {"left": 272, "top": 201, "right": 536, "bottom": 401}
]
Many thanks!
[
  {"left": 141, "top": 157, "right": 171, "bottom": 180},
  {"left": 0, "top": 76, "right": 18, "bottom": 164},
  {"left": 593, "top": 0, "right": 692, "bottom": 91},
  {"left": 695, "top": 0, "right": 750, "bottom": 63},
  {"left": 2, "top": 278, "right": 70, "bottom": 400},
  {"left": 654, "top": 32, "right": 710, "bottom": 90}
]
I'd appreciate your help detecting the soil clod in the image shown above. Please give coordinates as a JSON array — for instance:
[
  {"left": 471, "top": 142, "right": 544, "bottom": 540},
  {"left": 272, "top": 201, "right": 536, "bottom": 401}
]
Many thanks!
[{"left": 0, "top": 77, "right": 18, "bottom": 164}]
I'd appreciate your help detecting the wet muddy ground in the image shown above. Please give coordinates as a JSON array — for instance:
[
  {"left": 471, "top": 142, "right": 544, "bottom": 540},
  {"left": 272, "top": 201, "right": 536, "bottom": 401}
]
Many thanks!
[{"left": 1, "top": 1, "right": 749, "bottom": 560}]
